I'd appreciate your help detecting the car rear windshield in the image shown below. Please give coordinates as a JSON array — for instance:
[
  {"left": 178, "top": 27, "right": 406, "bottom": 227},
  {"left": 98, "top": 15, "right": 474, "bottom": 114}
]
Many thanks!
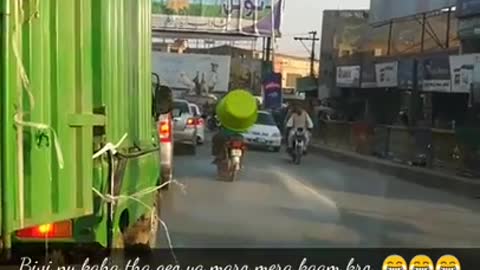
[
  {"left": 174, "top": 101, "right": 190, "bottom": 114},
  {"left": 256, "top": 112, "right": 276, "bottom": 126}
]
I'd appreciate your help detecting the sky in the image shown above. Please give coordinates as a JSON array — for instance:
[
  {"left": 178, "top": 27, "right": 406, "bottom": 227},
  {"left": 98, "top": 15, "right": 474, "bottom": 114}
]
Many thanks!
[{"left": 276, "top": 0, "right": 370, "bottom": 57}]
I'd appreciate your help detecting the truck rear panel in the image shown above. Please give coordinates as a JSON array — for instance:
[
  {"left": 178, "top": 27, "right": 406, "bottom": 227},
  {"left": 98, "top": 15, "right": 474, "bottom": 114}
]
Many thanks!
[{"left": 1, "top": 0, "right": 100, "bottom": 241}]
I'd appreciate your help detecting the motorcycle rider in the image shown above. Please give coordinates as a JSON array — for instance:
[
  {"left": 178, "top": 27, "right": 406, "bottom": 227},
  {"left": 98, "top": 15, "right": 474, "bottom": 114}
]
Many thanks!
[{"left": 285, "top": 103, "right": 314, "bottom": 154}]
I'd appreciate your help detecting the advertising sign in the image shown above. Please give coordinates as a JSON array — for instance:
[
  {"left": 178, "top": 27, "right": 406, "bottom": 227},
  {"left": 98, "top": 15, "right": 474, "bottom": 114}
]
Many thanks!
[
  {"left": 327, "top": 11, "right": 369, "bottom": 58},
  {"left": 152, "top": 0, "right": 284, "bottom": 37},
  {"left": 398, "top": 59, "right": 415, "bottom": 89},
  {"left": 152, "top": 52, "right": 231, "bottom": 93},
  {"left": 418, "top": 55, "right": 451, "bottom": 92},
  {"left": 450, "top": 54, "right": 480, "bottom": 93},
  {"left": 457, "top": 0, "right": 480, "bottom": 18},
  {"left": 370, "top": 0, "right": 456, "bottom": 24},
  {"left": 336, "top": 66, "right": 361, "bottom": 88},
  {"left": 230, "top": 58, "right": 262, "bottom": 94},
  {"left": 458, "top": 16, "right": 480, "bottom": 39},
  {"left": 361, "top": 60, "right": 377, "bottom": 88},
  {"left": 262, "top": 73, "right": 282, "bottom": 110},
  {"left": 375, "top": 62, "right": 398, "bottom": 88}
]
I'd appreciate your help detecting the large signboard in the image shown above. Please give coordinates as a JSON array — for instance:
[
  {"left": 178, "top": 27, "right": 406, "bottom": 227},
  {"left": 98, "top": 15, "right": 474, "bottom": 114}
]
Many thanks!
[
  {"left": 336, "top": 66, "right": 361, "bottom": 88},
  {"left": 398, "top": 59, "right": 415, "bottom": 90},
  {"left": 457, "top": 0, "right": 480, "bottom": 18},
  {"left": 375, "top": 62, "right": 398, "bottom": 88},
  {"left": 418, "top": 55, "right": 451, "bottom": 92},
  {"left": 361, "top": 60, "right": 377, "bottom": 88},
  {"left": 370, "top": 0, "right": 456, "bottom": 24},
  {"left": 230, "top": 57, "right": 262, "bottom": 94},
  {"left": 262, "top": 73, "right": 283, "bottom": 110},
  {"left": 152, "top": 52, "right": 231, "bottom": 93},
  {"left": 450, "top": 54, "right": 480, "bottom": 93},
  {"left": 152, "top": 0, "right": 284, "bottom": 37}
]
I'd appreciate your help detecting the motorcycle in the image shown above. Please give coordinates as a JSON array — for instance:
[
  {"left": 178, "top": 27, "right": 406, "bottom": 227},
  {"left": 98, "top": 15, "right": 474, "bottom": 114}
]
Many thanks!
[
  {"left": 290, "top": 127, "right": 306, "bottom": 165},
  {"left": 216, "top": 135, "right": 245, "bottom": 181}
]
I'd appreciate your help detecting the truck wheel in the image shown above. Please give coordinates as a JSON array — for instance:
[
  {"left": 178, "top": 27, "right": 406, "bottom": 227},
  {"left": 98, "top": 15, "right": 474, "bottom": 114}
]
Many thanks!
[{"left": 123, "top": 199, "right": 159, "bottom": 249}]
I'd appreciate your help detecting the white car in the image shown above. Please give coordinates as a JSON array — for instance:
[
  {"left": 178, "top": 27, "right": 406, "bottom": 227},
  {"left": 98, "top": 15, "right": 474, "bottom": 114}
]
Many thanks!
[
  {"left": 173, "top": 99, "right": 197, "bottom": 154},
  {"left": 189, "top": 103, "right": 205, "bottom": 144},
  {"left": 244, "top": 111, "right": 282, "bottom": 152}
]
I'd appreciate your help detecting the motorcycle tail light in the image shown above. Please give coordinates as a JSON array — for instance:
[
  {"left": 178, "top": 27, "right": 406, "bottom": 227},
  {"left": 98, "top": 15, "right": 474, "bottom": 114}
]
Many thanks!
[{"left": 230, "top": 141, "right": 243, "bottom": 148}]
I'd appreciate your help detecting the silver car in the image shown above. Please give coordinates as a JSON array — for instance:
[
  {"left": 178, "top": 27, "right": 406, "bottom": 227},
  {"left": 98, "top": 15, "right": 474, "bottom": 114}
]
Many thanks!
[{"left": 173, "top": 99, "right": 197, "bottom": 154}]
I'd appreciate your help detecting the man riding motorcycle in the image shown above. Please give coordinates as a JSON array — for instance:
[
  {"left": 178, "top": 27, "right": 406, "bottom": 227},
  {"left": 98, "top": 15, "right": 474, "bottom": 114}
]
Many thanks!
[
  {"left": 211, "top": 89, "right": 258, "bottom": 171},
  {"left": 285, "top": 104, "right": 314, "bottom": 154}
]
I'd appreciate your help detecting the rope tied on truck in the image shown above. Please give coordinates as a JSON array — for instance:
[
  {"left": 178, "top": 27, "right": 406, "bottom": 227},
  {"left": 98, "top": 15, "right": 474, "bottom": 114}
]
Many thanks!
[{"left": 92, "top": 134, "right": 185, "bottom": 264}]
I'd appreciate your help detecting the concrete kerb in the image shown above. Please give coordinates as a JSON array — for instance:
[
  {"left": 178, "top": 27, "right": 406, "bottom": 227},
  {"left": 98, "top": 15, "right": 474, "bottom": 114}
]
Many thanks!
[{"left": 310, "top": 143, "right": 480, "bottom": 199}]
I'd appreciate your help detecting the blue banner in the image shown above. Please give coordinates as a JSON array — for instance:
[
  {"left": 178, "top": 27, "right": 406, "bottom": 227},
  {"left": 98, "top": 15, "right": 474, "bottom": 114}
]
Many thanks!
[{"left": 262, "top": 73, "right": 283, "bottom": 110}]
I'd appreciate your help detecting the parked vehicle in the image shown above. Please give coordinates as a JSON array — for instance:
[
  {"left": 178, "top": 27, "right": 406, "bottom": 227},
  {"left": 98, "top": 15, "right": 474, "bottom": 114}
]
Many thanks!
[
  {"left": 243, "top": 111, "right": 282, "bottom": 152},
  {"left": 0, "top": 0, "right": 160, "bottom": 257},
  {"left": 290, "top": 127, "right": 307, "bottom": 165},
  {"left": 216, "top": 135, "right": 246, "bottom": 182},
  {"left": 189, "top": 103, "right": 205, "bottom": 145},
  {"left": 173, "top": 99, "right": 198, "bottom": 155}
]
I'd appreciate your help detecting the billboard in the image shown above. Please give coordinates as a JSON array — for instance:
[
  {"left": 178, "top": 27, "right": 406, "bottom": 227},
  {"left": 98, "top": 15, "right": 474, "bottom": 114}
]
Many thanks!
[
  {"left": 375, "top": 62, "right": 398, "bottom": 88},
  {"left": 324, "top": 10, "right": 369, "bottom": 58},
  {"left": 418, "top": 55, "right": 451, "bottom": 92},
  {"left": 450, "top": 54, "right": 480, "bottom": 93},
  {"left": 152, "top": 0, "right": 284, "bottom": 37},
  {"left": 152, "top": 52, "right": 231, "bottom": 93},
  {"left": 398, "top": 59, "right": 415, "bottom": 90},
  {"left": 457, "top": 0, "right": 480, "bottom": 18},
  {"left": 370, "top": 0, "right": 456, "bottom": 24},
  {"left": 262, "top": 73, "right": 282, "bottom": 110},
  {"left": 230, "top": 57, "right": 262, "bottom": 94},
  {"left": 361, "top": 60, "right": 377, "bottom": 88},
  {"left": 336, "top": 66, "right": 361, "bottom": 88}
]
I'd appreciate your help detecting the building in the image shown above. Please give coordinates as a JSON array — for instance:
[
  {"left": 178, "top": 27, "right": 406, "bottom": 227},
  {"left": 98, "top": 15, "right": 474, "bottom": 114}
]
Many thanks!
[
  {"left": 273, "top": 53, "right": 319, "bottom": 89},
  {"left": 318, "top": 10, "right": 370, "bottom": 100}
]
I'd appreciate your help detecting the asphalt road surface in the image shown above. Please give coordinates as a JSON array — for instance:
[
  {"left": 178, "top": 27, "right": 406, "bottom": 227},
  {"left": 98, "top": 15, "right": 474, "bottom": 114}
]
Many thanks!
[{"left": 157, "top": 137, "right": 480, "bottom": 248}]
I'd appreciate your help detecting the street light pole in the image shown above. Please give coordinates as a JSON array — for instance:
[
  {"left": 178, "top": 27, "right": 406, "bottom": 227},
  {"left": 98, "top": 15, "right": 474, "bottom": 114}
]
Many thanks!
[{"left": 294, "top": 31, "right": 319, "bottom": 77}]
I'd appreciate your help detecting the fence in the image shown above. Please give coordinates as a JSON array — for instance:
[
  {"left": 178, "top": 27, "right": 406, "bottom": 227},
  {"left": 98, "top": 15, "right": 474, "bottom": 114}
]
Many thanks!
[{"left": 316, "top": 121, "right": 480, "bottom": 178}]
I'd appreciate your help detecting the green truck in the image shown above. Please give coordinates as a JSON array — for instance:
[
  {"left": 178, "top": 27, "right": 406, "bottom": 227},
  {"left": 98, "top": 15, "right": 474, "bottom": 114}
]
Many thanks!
[{"left": 0, "top": 0, "right": 165, "bottom": 257}]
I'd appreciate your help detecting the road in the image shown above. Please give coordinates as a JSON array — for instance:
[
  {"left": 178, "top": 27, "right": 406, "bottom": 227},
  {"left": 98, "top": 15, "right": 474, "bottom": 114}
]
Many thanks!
[{"left": 157, "top": 136, "right": 480, "bottom": 248}]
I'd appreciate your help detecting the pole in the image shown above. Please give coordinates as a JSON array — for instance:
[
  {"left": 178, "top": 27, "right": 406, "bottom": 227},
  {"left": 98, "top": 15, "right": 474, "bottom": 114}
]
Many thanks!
[
  {"left": 266, "top": 37, "right": 272, "bottom": 62},
  {"left": 294, "top": 31, "right": 320, "bottom": 77},
  {"left": 446, "top": 7, "right": 451, "bottom": 48},
  {"left": 421, "top": 13, "right": 426, "bottom": 52},
  {"left": 387, "top": 20, "right": 393, "bottom": 55},
  {"left": 310, "top": 31, "right": 317, "bottom": 77}
]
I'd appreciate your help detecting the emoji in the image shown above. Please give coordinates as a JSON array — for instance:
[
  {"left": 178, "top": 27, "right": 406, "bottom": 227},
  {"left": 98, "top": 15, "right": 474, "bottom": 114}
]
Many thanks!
[
  {"left": 409, "top": 255, "right": 434, "bottom": 270},
  {"left": 436, "top": 255, "right": 461, "bottom": 270},
  {"left": 383, "top": 255, "right": 408, "bottom": 270}
]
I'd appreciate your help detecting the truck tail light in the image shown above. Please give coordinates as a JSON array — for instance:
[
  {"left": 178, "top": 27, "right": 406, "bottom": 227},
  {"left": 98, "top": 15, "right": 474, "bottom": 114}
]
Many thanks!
[
  {"left": 158, "top": 118, "right": 172, "bottom": 143},
  {"left": 16, "top": 220, "right": 73, "bottom": 239}
]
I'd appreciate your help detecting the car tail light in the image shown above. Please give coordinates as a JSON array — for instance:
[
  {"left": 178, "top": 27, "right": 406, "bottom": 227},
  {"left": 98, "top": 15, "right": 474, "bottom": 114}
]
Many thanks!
[
  {"left": 158, "top": 117, "right": 172, "bottom": 143},
  {"left": 197, "top": 118, "right": 204, "bottom": 126},
  {"left": 186, "top": 118, "right": 196, "bottom": 126},
  {"left": 16, "top": 220, "right": 73, "bottom": 239}
]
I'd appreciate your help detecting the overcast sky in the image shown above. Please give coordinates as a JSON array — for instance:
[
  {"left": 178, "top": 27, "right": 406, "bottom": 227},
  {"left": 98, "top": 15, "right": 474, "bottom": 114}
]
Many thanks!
[{"left": 276, "top": 0, "right": 370, "bottom": 57}]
